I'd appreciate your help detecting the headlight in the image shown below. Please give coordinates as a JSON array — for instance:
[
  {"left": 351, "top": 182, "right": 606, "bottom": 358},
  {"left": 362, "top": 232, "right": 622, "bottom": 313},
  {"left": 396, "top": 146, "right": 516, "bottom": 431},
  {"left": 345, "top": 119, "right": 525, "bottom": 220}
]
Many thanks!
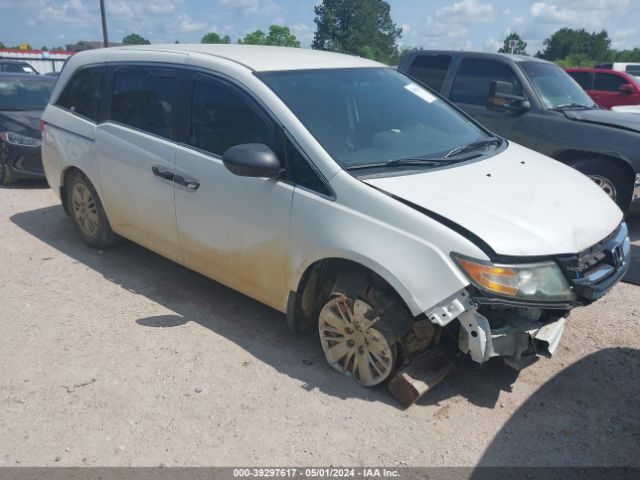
[
  {"left": 452, "top": 254, "right": 574, "bottom": 302},
  {"left": 0, "top": 131, "right": 41, "bottom": 147}
]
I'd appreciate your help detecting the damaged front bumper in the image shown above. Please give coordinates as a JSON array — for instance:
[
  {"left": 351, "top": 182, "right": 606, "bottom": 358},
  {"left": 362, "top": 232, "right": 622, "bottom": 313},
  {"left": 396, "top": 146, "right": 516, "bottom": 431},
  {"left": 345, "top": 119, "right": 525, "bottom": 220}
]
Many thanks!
[{"left": 426, "top": 222, "right": 631, "bottom": 370}]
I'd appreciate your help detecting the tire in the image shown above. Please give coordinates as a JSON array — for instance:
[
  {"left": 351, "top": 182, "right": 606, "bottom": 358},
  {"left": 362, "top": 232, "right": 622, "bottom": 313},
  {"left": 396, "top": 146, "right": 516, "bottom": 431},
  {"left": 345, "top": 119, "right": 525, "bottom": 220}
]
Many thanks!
[
  {"left": 66, "top": 170, "right": 121, "bottom": 249},
  {"left": 0, "top": 154, "right": 16, "bottom": 186},
  {"left": 318, "top": 294, "right": 397, "bottom": 387},
  {"left": 571, "top": 158, "right": 633, "bottom": 211}
]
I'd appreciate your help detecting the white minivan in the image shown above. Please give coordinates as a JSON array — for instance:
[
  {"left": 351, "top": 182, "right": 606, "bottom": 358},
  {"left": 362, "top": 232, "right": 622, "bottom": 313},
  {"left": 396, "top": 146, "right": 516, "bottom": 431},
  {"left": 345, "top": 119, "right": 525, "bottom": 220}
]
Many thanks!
[{"left": 42, "top": 45, "right": 630, "bottom": 388}]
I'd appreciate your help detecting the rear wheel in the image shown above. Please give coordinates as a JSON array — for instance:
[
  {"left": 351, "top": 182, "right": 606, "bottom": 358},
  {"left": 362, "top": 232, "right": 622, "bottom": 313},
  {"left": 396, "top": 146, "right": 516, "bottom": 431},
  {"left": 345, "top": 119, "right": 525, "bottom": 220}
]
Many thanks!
[
  {"left": 66, "top": 170, "right": 121, "bottom": 248},
  {"left": 572, "top": 158, "right": 633, "bottom": 211}
]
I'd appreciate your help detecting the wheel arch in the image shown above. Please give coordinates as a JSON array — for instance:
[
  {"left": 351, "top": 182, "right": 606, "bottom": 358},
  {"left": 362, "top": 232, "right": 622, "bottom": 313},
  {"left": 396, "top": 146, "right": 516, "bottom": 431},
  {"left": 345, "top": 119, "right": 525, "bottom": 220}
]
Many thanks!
[
  {"left": 554, "top": 149, "right": 636, "bottom": 182},
  {"left": 286, "top": 255, "right": 420, "bottom": 334}
]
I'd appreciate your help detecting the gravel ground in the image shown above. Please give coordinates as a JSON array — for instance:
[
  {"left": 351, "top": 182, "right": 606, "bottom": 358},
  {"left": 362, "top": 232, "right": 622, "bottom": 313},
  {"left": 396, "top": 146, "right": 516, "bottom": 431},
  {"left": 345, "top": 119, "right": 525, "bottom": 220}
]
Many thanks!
[{"left": 1, "top": 182, "right": 639, "bottom": 468}]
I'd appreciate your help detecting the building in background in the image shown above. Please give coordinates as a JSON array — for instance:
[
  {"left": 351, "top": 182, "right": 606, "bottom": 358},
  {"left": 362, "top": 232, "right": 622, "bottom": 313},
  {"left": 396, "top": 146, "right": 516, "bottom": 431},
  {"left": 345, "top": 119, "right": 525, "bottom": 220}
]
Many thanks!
[{"left": 66, "top": 41, "right": 122, "bottom": 52}]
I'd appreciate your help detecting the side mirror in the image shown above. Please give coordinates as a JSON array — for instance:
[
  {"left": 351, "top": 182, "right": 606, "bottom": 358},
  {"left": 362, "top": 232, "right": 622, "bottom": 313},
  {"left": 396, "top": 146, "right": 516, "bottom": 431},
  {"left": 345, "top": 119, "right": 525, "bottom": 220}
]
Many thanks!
[
  {"left": 618, "top": 83, "right": 635, "bottom": 95},
  {"left": 487, "top": 80, "right": 530, "bottom": 112},
  {"left": 222, "top": 143, "right": 282, "bottom": 178}
]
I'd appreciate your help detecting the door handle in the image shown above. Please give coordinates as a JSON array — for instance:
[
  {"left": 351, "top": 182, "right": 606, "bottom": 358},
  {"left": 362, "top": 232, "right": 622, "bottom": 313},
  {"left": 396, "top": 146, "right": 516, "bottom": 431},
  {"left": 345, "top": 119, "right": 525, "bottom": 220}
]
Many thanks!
[
  {"left": 173, "top": 175, "right": 200, "bottom": 191},
  {"left": 152, "top": 166, "right": 174, "bottom": 181}
]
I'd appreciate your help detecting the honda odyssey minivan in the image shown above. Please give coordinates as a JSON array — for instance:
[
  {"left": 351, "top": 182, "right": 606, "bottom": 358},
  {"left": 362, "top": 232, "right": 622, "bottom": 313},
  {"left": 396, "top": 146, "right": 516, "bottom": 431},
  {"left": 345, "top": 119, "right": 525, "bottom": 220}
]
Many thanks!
[{"left": 41, "top": 45, "right": 631, "bottom": 389}]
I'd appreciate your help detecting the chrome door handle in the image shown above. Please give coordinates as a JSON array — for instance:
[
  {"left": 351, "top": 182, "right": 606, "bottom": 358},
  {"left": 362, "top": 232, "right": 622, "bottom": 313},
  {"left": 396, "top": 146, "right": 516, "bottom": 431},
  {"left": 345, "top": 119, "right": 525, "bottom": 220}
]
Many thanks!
[
  {"left": 174, "top": 175, "right": 200, "bottom": 191},
  {"left": 152, "top": 166, "right": 174, "bottom": 181}
]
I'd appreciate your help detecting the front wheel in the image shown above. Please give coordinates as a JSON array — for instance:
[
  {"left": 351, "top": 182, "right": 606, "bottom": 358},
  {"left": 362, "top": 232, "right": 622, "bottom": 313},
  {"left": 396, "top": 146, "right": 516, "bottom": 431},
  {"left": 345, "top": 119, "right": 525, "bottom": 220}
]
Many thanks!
[
  {"left": 572, "top": 158, "right": 633, "bottom": 211},
  {"left": 0, "top": 155, "right": 16, "bottom": 185},
  {"left": 319, "top": 295, "right": 396, "bottom": 387}
]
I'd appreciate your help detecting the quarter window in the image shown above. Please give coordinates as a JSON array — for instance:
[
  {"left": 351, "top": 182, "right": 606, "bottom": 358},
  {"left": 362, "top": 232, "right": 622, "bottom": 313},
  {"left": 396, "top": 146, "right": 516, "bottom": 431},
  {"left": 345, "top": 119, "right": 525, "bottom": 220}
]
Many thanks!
[
  {"left": 594, "top": 73, "right": 628, "bottom": 92},
  {"left": 451, "top": 58, "right": 523, "bottom": 106},
  {"left": 56, "top": 66, "right": 106, "bottom": 122},
  {"left": 189, "top": 74, "right": 276, "bottom": 157},
  {"left": 407, "top": 55, "right": 452, "bottom": 92},
  {"left": 286, "top": 138, "right": 331, "bottom": 196},
  {"left": 110, "top": 66, "right": 178, "bottom": 139}
]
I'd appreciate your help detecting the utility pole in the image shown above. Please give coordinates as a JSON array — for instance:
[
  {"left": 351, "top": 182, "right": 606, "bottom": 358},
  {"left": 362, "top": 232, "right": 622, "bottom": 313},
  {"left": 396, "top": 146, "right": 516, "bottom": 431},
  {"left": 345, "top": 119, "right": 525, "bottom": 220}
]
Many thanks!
[{"left": 100, "top": 0, "right": 109, "bottom": 47}]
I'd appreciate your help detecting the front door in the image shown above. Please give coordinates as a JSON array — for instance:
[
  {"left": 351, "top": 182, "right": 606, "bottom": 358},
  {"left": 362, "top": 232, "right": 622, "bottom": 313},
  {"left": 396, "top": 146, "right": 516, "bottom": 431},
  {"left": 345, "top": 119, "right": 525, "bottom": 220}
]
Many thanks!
[{"left": 174, "top": 72, "right": 294, "bottom": 311}]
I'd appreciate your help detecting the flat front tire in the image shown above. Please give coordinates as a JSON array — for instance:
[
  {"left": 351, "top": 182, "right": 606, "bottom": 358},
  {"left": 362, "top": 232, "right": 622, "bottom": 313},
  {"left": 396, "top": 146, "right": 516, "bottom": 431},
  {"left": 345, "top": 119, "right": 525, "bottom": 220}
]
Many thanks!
[
  {"left": 66, "top": 170, "right": 120, "bottom": 249},
  {"left": 319, "top": 295, "right": 396, "bottom": 387}
]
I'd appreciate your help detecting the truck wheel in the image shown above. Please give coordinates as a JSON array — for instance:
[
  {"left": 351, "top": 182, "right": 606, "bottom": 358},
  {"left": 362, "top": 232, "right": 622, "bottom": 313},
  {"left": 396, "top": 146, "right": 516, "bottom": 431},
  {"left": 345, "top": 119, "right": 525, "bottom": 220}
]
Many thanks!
[
  {"left": 572, "top": 158, "right": 633, "bottom": 211},
  {"left": 318, "top": 295, "right": 396, "bottom": 387},
  {"left": 66, "top": 170, "right": 121, "bottom": 249}
]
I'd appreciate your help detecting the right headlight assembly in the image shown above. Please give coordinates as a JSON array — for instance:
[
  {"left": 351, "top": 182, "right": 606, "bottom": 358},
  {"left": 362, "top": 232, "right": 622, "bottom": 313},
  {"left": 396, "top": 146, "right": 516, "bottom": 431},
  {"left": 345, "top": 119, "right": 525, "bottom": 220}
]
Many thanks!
[{"left": 452, "top": 254, "right": 574, "bottom": 302}]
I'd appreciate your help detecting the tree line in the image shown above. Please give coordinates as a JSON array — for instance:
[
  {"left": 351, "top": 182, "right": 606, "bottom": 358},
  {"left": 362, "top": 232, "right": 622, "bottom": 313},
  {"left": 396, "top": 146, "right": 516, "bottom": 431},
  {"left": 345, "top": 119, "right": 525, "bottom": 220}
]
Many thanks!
[
  {"left": 496, "top": 29, "right": 640, "bottom": 67},
  {"left": 3, "top": 0, "right": 639, "bottom": 68}
]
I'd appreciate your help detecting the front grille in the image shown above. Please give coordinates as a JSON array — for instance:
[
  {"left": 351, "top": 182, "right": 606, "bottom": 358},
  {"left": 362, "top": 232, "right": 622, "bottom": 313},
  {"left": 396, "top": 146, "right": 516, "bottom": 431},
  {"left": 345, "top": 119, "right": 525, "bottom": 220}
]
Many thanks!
[{"left": 556, "top": 222, "right": 630, "bottom": 303}]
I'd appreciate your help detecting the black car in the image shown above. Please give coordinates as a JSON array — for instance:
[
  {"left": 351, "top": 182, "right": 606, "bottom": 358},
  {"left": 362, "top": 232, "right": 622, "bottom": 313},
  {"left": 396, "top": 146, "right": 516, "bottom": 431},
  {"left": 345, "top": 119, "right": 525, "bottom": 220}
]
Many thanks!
[
  {"left": 398, "top": 51, "right": 640, "bottom": 212},
  {"left": 0, "top": 73, "right": 55, "bottom": 184}
]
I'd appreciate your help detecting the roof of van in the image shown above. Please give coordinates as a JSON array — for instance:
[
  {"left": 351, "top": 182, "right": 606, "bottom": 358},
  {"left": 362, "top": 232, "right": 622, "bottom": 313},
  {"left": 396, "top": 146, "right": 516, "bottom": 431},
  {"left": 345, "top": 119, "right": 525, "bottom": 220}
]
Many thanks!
[{"left": 107, "top": 44, "right": 384, "bottom": 72}]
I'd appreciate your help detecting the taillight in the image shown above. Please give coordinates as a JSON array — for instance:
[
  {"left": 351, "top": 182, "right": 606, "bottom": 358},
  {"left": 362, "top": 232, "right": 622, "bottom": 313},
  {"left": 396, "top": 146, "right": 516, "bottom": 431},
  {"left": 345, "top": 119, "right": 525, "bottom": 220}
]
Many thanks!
[{"left": 39, "top": 120, "right": 45, "bottom": 133}]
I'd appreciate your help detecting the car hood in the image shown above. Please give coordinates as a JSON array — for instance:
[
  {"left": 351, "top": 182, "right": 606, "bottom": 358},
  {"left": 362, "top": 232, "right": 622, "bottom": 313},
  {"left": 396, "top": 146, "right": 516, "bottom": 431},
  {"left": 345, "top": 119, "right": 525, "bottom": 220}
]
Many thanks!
[
  {"left": 0, "top": 110, "right": 42, "bottom": 139},
  {"left": 364, "top": 143, "right": 623, "bottom": 257},
  {"left": 562, "top": 108, "right": 640, "bottom": 133}
]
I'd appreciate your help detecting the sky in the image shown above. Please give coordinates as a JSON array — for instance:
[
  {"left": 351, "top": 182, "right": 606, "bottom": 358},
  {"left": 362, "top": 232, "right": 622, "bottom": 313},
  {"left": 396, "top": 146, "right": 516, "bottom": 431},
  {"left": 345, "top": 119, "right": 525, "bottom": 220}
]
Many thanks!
[{"left": 0, "top": 0, "right": 639, "bottom": 55}]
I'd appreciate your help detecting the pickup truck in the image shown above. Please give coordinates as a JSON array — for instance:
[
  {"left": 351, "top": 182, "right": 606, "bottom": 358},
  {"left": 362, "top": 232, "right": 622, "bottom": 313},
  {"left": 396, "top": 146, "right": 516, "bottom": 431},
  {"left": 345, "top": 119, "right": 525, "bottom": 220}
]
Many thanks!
[{"left": 398, "top": 51, "right": 640, "bottom": 212}]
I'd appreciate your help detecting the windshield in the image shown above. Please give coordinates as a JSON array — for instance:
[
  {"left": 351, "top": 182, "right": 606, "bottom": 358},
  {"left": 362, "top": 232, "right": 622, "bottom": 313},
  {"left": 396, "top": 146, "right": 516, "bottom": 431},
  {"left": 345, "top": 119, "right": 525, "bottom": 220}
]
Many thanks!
[
  {"left": 1, "top": 62, "right": 38, "bottom": 74},
  {"left": 520, "top": 62, "right": 597, "bottom": 109},
  {"left": 258, "top": 68, "right": 492, "bottom": 168},
  {"left": 0, "top": 77, "right": 54, "bottom": 110}
]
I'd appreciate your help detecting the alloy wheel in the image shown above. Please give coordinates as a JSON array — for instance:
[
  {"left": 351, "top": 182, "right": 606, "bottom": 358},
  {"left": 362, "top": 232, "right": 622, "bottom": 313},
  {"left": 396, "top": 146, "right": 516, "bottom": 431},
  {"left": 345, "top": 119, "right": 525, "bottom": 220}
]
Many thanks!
[
  {"left": 319, "top": 296, "right": 394, "bottom": 387},
  {"left": 588, "top": 174, "right": 617, "bottom": 201}
]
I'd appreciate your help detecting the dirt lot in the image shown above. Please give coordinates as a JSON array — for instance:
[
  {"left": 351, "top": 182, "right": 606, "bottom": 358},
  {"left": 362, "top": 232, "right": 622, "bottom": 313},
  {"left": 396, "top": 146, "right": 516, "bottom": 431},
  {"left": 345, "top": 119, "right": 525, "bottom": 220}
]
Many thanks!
[{"left": 1, "top": 182, "right": 639, "bottom": 468}]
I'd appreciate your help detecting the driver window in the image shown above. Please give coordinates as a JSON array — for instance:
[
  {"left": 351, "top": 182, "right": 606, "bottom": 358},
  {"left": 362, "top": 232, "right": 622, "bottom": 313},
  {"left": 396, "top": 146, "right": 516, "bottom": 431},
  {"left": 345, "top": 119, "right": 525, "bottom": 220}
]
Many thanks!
[
  {"left": 451, "top": 58, "right": 524, "bottom": 106},
  {"left": 189, "top": 74, "right": 278, "bottom": 158}
]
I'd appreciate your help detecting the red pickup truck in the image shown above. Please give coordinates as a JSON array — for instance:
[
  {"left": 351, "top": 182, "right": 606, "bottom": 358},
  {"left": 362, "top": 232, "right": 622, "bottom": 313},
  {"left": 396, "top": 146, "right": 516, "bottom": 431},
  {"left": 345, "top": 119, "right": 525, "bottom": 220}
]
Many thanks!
[{"left": 566, "top": 67, "right": 640, "bottom": 109}]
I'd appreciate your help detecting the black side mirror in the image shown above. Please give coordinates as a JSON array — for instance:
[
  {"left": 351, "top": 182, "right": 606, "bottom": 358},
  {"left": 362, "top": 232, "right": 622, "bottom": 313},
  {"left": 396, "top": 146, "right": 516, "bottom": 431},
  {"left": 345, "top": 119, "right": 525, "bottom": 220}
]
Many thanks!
[
  {"left": 222, "top": 143, "right": 282, "bottom": 178},
  {"left": 487, "top": 80, "right": 530, "bottom": 112}
]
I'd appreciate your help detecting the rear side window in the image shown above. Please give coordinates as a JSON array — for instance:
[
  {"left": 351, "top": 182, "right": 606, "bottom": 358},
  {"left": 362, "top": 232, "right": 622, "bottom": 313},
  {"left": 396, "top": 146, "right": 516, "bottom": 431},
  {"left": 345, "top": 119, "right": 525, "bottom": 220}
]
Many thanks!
[
  {"left": 189, "top": 74, "right": 277, "bottom": 157},
  {"left": 450, "top": 58, "right": 523, "bottom": 106},
  {"left": 625, "top": 65, "right": 640, "bottom": 76},
  {"left": 56, "top": 66, "right": 106, "bottom": 122},
  {"left": 568, "top": 71, "right": 591, "bottom": 89},
  {"left": 110, "top": 66, "right": 178, "bottom": 139},
  {"left": 594, "top": 73, "right": 627, "bottom": 92},
  {"left": 406, "top": 55, "right": 451, "bottom": 92}
]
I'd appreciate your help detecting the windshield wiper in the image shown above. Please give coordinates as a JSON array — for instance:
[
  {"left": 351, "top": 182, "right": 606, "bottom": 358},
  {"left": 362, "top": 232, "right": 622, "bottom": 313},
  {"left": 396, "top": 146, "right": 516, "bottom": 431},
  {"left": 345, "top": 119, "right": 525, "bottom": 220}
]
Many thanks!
[
  {"left": 347, "top": 156, "right": 473, "bottom": 170},
  {"left": 445, "top": 138, "right": 503, "bottom": 158},
  {"left": 551, "top": 103, "right": 596, "bottom": 111}
]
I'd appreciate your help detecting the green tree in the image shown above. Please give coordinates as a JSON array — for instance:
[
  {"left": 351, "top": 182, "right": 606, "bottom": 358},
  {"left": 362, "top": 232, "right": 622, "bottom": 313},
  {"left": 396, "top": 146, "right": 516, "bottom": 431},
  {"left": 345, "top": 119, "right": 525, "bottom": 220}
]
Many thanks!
[
  {"left": 312, "top": 0, "right": 402, "bottom": 63},
  {"left": 238, "top": 25, "right": 300, "bottom": 47},
  {"left": 122, "top": 33, "right": 150, "bottom": 45},
  {"left": 0, "top": 42, "right": 6, "bottom": 49},
  {"left": 41, "top": 46, "right": 49, "bottom": 51},
  {"left": 239, "top": 30, "right": 267, "bottom": 45},
  {"left": 498, "top": 32, "right": 528, "bottom": 55},
  {"left": 265, "top": 25, "right": 300, "bottom": 47},
  {"left": 536, "top": 28, "right": 611, "bottom": 62},
  {"left": 201, "top": 32, "right": 231, "bottom": 44}
]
